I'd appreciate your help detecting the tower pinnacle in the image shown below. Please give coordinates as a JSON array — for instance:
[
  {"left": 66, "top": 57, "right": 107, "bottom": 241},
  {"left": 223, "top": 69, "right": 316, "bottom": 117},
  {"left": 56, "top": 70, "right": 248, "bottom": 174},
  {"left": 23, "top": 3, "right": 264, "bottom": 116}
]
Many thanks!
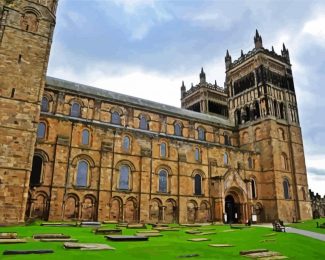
[{"left": 254, "top": 29, "right": 263, "bottom": 49}]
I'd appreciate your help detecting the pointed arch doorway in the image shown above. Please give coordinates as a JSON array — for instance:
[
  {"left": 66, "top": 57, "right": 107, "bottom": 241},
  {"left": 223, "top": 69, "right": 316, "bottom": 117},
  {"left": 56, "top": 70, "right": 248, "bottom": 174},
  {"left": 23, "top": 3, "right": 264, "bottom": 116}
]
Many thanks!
[{"left": 225, "top": 195, "right": 238, "bottom": 224}]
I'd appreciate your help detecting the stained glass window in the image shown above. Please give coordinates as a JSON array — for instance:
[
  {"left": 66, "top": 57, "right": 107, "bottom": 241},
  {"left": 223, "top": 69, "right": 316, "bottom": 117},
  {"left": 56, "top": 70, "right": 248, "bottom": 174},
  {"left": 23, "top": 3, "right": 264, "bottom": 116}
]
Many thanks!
[
  {"left": 76, "top": 160, "right": 88, "bottom": 187},
  {"left": 159, "top": 170, "right": 167, "bottom": 193},
  {"left": 71, "top": 102, "right": 81, "bottom": 117},
  {"left": 119, "top": 165, "right": 130, "bottom": 190},
  {"left": 37, "top": 122, "right": 46, "bottom": 139}
]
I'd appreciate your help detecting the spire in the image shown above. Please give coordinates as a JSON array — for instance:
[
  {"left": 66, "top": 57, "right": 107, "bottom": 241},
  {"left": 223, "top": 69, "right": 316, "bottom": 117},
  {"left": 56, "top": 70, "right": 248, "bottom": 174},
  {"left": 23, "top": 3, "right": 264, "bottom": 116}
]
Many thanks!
[
  {"left": 200, "top": 67, "right": 206, "bottom": 84},
  {"left": 241, "top": 49, "right": 244, "bottom": 57},
  {"left": 271, "top": 46, "right": 275, "bottom": 52},
  {"left": 281, "top": 43, "right": 290, "bottom": 63},
  {"left": 181, "top": 81, "right": 186, "bottom": 98},
  {"left": 254, "top": 29, "right": 263, "bottom": 49},
  {"left": 214, "top": 80, "right": 217, "bottom": 87},
  {"left": 225, "top": 49, "right": 232, "bottom": 70}
]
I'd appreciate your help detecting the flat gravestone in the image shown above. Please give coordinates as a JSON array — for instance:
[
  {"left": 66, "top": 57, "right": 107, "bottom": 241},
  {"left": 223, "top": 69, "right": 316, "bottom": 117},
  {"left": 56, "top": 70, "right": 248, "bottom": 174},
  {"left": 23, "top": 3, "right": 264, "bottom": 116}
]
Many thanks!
[
  {"left": 244, "top": 251, "right": 284, "bottom": 259},
  {"left": 209, "top": 244, "right": 234, "bottom": 247},
  {"left": 94, "top": 229, "right": 122, "bottom": 235},
  {"left": 40, "top": 238, "right": 79, "bottom": 242},
  {"left": 80, "top": 221, "right": 101, "bottom": 227},
  {"left": 197, "top": 232, "right": 216, "bottom": 236},
  {"left": 3, "top": 250, "right": 54, "bottom": 255},
  {"left": 136, "top": 233, "right": 162, "bottom": 237},
  {"left": 0, "top": 239, "right": 26, "bottom": 244},
  {"left": 116, "top": 223, "right": 128, "bottom": 228},
  {"left": 127, "top": 224, "right": 146, "bottom": 229},
  {"left": 181, "top": 224, "right": 202, "bottom": 227},
  {"left": 64, "top": 242, "right": 115, "bottom": 251},
  {"left": 186, "top": 230, "right": 202, "bottom": 234},
  {"left": 33, "top": 234, "right": 70, "bottom": 239},
  {"left": 222, "top": 230, "right": 235, "bottom": 233},
  {"left": 136, "top": 230, "right": 159, "bottom": 233},
  {"left": 0, "top": 232, "right": 17, "bottom": 239},
  {"left": 41, "top": 222, "right": 77, "bottom": 227},
  {"left": 103, "top": 220, "right": 118, "bottom": 224},
  {"left": 154, "top": 227, "right": 179, "bottom": 231},
  {"left": 188, "top": 238, "right": 210, "bottom": 242},
  {"left": 106, "top": 235, "right": 149, "bottom": 241},
  {"left": 240, "top": 249, "right": 269, "bottom": 255}
]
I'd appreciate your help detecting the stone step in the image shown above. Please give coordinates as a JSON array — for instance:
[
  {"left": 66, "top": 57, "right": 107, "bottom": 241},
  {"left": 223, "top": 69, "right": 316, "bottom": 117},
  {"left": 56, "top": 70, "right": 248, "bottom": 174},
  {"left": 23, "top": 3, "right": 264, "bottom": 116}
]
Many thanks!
[{"left": 3, "top": 250, "right": 54, "bottom": 255}]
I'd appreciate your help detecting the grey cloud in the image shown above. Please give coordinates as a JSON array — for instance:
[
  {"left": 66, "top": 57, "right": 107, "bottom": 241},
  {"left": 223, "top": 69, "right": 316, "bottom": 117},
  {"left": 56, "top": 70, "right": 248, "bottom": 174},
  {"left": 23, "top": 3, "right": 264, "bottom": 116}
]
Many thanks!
[{"left": 307, "top": 167, "right": 325, "bottom": 176}]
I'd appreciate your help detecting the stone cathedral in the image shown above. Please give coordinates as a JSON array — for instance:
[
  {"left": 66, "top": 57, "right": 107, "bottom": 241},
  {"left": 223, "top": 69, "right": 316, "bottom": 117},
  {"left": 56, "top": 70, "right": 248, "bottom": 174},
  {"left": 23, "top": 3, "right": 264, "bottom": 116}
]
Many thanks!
[{"left": 0, "top": 0, "right": 312, "bottom": 225}]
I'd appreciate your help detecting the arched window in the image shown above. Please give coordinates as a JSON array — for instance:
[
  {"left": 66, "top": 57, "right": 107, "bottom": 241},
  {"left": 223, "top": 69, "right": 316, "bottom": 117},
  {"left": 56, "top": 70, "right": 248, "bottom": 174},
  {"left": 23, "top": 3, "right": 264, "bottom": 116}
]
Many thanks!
[
  {"left": 37, "top": 122, "right": 46, "bottom": 139},
  {"left": 198, "top": 127, "right": 205, "bottom": 141},
  {"left": 139, "top": 116, "right": 148, "bottom": 130},
  {"left": 248, "top": 157, "right": 253, "bottom": 169},
  {"left": 30, "top": 155, "right": 43, "bottom": 186},
  {"left": 71, "top": 102, "right": 81, "bottom": 117},
  {"left": 224, "top": 135, "right": 230, "bottom": 145},
  {"left": 158, "top": 169, "right": 168, "bottom": 193},
  {"left": 111, "top": 111, "right": 121, "bottom": 125},
  {"left": 160, "top": 142, "right": 166, "bottom": 158},
  {"left": 283, "top": 179, "right": 290, "bottom": 199},
  {"left": 251, "top": 179, "right": 257, "bottom": 199},
  {"left": 76, "top": 160, "right": 89, "bottom": 187},
  {"left": 174, "top": 123, "right": 182, "bottom": 136},
  {"left": 224, "top": 153, "right": 228, "bottom": 165},
  {"left": 281, "top": 153, "right": 289, "bottom": 170},
  {"left": 41, "top": 97, "right": 49, "bottom": 112},
  {"left": 81, "top": 129, "right": 90, "bottom": 145},
  {"left": 194, "top": 174, "right": 202, "bottom": 195},
  {"left": 119, "top": 165, "right": 130, "bottom": 190},
  {"left": 122, "top": 136, "right": 130, "bottom": 152},
  {"left": 195, "top": 148, "right": 200, "bottom": 161}
]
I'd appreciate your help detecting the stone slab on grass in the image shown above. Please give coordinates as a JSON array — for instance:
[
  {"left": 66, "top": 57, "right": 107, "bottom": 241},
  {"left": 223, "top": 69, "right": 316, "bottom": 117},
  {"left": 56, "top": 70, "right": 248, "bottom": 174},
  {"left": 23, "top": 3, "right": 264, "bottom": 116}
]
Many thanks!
[
  {"left": 136, "top": 230, "right": 160, "bottom": 233},
  {"left": 127, "top": 223, "right": 147, "bottom": 229},
  {"left": 80, "top": 222, "right": 101, "bottom": 228},
  {"left": 196, "top": 232, "right": 216, "bottom": 236},
  {"left": 40, "top": 238, "right": 79, "bottom": 242},
  {"left": 64, "top": 242, "right": 115, "bottom": 251},
  {"left": 188, "top": 238, "right": 210, "bottom": 242},
  {"left": 116, "top": 223, "right": 128, "bottom": 228},
  {"left": 222, "top": 230, "right": 235, "bottom": 233},
  {"left": 93, "top": 229, "right": 122, "bottom": 235},
  {"left": 151, "top": 223, "right": 169, "bottom": 228},
  {"left": 244, "top": 251, "right": 283, "bottom": 258},
  {"left": 106, "top": 235, "right": 149, "bottom": 241},
  {"left": 103, "top": 220, "right": 118, "bottom": 224},
  {"left": 33, "top": 234, "right": 70, "bottom": 239},
  {"left": 209, "top": 244, "right": 234, "bottom": 247},
  {"left": 186, "top": 230, "right": 202, "bottom": 234},
  {"left": 40, "top": 223, "right": 77, "bottom": 227},
  {"left": 181, "top": 224, "right": 202, "bottom": 227},
  {"left": 0, "top": 232, "right": 17, "bottom": 239},
  {"left": 154, "top": 227, "right": 180, "bottom": 231},
  {"left": 135, "top": 233, "right": 163, "bottom": 237},
  {"left": 240, "top": 249, "right": 269, "bottom": 255},
  {"left": 0, "top": 239, "right": 26, "bottom": 244},
  {"left": 258, "top": 256, "right": 288, "bottom": 260},
  {"left": 3, "top": 250, "right": 54, "bottom": 255}
]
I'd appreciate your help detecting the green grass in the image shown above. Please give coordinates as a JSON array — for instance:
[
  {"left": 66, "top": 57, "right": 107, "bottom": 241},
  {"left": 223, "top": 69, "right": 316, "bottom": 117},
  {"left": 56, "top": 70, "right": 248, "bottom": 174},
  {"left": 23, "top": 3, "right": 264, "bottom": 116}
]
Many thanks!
[
  {"left": 0, "top": 222, "right": 324, "bottom": 259},
  {"left": 288, "top": 217, "right": 325, "bottom": 234}
]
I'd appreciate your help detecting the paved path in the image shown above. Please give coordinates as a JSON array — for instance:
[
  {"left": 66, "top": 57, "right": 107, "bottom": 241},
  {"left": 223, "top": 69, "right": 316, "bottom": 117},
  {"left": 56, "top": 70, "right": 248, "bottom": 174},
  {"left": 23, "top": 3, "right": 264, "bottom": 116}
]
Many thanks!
[{"left": 253, "top": 224, "right": 325, "bottom": 241}]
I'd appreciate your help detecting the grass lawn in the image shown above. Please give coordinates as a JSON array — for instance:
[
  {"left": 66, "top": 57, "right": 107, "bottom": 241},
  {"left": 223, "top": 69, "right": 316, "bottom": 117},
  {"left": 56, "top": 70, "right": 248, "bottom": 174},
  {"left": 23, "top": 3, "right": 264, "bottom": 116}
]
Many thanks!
[
  {"left": 288, "top": 217, "right": 325, "bottom": 234},
  {"left": 0, "top": 222, "right": 324, "bottom": 259}
]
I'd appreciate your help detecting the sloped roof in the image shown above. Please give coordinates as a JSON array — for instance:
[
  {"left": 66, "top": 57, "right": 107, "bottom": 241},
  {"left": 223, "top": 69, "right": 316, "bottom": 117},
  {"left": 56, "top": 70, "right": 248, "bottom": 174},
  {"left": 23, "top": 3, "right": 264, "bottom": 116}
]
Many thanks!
[{"left": 46, "top": 76, "right": 233, "bottom": 128}]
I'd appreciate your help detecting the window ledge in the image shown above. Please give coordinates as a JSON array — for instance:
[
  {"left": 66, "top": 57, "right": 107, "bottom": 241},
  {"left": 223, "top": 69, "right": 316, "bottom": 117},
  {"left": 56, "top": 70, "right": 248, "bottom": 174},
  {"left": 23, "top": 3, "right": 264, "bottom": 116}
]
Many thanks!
[{"left": 73, "top": 185, "right": 90, "bottom": 190}]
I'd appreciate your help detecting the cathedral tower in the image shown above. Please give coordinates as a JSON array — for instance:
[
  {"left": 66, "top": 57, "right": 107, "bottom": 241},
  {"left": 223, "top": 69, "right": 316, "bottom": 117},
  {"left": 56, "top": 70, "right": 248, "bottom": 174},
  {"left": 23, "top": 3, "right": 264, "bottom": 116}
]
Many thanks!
[
  {"left": 225, "top": 30, "right": 312, "bottom": 222},
  {"left": 0, "top": 0, "right": 58, "bottom": 224}
]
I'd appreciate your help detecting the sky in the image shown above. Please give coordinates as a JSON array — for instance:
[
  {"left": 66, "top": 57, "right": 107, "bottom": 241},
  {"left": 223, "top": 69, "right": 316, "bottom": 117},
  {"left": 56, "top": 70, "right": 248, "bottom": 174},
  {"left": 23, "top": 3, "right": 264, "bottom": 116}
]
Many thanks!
[{"left": 48, "top": 0, "right": 325, "bottom": 196}]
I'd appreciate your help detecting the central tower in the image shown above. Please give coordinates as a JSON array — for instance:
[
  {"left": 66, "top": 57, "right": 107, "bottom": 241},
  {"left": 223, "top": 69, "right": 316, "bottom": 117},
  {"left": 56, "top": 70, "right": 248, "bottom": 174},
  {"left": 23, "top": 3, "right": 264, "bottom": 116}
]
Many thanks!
[
  {"left": 225, "top": 30, "right": 312, "bottom": 221},
  {"left": 0, "top": 0, "right": 58, "bottom": 224}
]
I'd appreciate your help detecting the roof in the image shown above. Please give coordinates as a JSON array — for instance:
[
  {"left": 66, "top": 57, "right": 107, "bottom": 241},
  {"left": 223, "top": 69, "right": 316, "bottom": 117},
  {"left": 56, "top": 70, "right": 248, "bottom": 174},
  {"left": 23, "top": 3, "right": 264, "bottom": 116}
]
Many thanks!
[{"left": 45, "top": 76, "right": 234, "bottom": 128}]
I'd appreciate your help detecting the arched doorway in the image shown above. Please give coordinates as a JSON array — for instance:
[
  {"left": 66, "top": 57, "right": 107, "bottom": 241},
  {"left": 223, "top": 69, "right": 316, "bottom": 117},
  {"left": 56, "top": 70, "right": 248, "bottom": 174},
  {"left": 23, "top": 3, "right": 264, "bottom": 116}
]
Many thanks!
[{"left": 225, "top": 195, "right": 238, "bottom": 224}]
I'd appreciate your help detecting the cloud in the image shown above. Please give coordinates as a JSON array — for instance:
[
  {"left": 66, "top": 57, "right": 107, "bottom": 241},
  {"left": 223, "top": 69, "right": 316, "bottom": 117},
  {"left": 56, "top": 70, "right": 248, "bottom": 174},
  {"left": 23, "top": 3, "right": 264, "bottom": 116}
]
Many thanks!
[
  {"left": 302, "top": 14, "right": 325, "bottom": 45},
  {"left": 307, "top": 167, "right": 325, "bottom": 177},
  {"left": 112, "top": 0, "right": 156, "bottom": 13}
]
